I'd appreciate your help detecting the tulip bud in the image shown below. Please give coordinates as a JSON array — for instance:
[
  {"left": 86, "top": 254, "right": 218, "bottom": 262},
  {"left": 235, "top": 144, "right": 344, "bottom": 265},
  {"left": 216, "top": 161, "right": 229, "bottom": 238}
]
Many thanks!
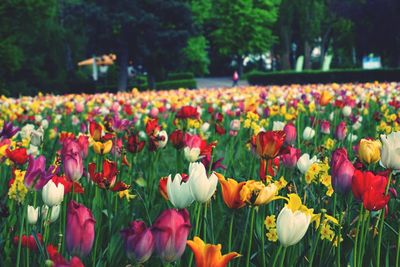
[
  {"left": 331, "top": 148, "right": 355, "bottom": 194},
  {"left": 380, "top": 131, "right": 400, "bottom": 170},
  {"left": 184, "top": 147, "right": 201, "bottom": 162},
  {"left": 188, "top": 162, "right": 218, "bottom": 203},
  {"left": 272, "top": 121, "right": 285, "bottom": 131},
  {"left": 121, "top": 220, "right": 154, "bottom": 263},
  {"left": 30, "top": 127, "right": 44, "bottom": 147},
  {"left": 200, "top": 122, "right": 210, "bottom": 133},
  {"left": 27, "top": 205, "right": 39, "bottom": 225},
  {"left": 281, "top": 146, "right": 301, "bottom": 168},
  {"left": 167, "top": 174, "right": 194, "bottom": 208},
  {"left": 283, "top": 123, "right": 296, "bottom": 145},
  {"left": 342, "top": 106, "right": 352, "bottom": 117},
  {"left": 302, "top": 127, "right": 315, "bottom": 141},
  {"left": 170, "top": 130, "right": 185, "bottom": 150},
  {"left": 334, "top": 122, "right": 347, "bottom": 141},
  {"left": 42, "top": 180, "right": 64, "bottom": 207},
  {"left": 41, "top": 205, "right": 61, "bottom": 223},
  {"left": 230, "top": 119, "right": 241, "bottom": 132},
  {"left": 66, "top": 201, "right": 96, "bottom": 257},
  {"left": 156, "top": 130, "right": 168, "bottom": 149},
  {"left": 62, "top": 139, "right": 84, "bottom": 182},
  {"left": 320, "top": 120, "right": 330, "bottom": 134}
]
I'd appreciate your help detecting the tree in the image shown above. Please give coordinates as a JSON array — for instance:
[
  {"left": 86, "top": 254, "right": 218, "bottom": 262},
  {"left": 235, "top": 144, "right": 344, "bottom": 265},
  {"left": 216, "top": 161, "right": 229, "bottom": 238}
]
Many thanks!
[{"left": 211, "top": 0, "right": 280, "bottom": 74}]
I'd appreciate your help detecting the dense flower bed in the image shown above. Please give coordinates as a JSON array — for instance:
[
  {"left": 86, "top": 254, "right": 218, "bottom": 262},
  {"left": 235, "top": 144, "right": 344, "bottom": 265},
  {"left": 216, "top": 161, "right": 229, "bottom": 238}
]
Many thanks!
[{"left": 0, "top": 82, "right": 400, "bottom": 266}]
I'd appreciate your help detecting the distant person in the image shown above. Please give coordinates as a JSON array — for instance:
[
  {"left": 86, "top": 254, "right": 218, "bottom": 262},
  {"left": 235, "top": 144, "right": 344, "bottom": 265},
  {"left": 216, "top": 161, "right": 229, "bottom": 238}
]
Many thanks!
[{"left": 232, "top": 71, "right": 239, "bottom": 87}]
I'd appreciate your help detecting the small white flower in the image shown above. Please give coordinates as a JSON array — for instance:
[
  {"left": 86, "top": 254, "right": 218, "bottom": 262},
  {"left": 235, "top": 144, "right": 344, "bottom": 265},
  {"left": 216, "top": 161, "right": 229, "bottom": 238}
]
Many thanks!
[
  {"left": 27, "top": 205, "right": 39, "bottom": 225},
  {"left": 302, "top": 127, "right": 315, "bottom": 141},
  {"left": 42, "top": 180, "right": 64, "bottom": 207},
  {"left": 342, "top": 106, "right": 352, "bottom": 117},
  {"left": 273, "top": 121, "right": 285, "bottom": 131}
]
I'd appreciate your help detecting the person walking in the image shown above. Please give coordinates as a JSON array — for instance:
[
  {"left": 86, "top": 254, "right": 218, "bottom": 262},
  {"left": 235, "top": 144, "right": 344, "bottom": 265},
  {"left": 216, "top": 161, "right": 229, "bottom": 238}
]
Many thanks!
[{"left": 232, "top": 70, "right": 239, "bottom": 87}]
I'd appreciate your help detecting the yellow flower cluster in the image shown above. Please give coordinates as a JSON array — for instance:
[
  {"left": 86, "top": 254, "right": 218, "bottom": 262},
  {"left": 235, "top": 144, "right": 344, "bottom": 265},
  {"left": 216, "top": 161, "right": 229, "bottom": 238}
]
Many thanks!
[
  {"left": 8, "top": 170, "right": 28, "bottom": 203},
  {"left": 243, "top": 112, "right": 263, "bottom": 134},
  {"left": 323, "top": 138, "right": 336, "bottom": 150},
  {"left": 305, "top": 161, "right": 334, "bottom": 197},
  {"left": 264, "top": 215, "right": 278, "bottom": 242}
]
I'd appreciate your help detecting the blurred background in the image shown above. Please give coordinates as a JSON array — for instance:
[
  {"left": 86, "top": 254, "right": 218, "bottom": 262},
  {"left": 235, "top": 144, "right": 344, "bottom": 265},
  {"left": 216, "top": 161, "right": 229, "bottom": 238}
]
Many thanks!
[{"left": 0, "top": 0, "right": 399, "bottom": 96}]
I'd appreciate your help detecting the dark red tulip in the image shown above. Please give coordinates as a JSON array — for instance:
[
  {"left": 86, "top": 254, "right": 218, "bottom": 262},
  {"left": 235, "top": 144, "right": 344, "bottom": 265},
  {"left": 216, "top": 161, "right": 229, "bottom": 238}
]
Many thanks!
[
  {"left": 254, "top": 131, "right": 286, "bottom": 160},
  {"left": 170, "top": 130, "right": 185, "bottom": 150},
  {"left": 176, "top": 106, "right": 199, "bottom": 119},
  {"left": 126, "top": 133, "right": 145, "bottom": 153}
]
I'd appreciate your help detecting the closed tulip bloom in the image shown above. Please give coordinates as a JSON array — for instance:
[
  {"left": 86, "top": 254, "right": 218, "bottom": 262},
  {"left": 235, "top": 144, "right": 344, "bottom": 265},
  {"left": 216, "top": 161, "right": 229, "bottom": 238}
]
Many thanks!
[
  {"left": 215, "top": 173, "right": 246, "bottom": 209},
  {"left": 230, "top": 119, "right": 241, "bottom": 131},
  {"left": 255, "top": 130, "right": 286, "bottom": 159},
  {"left": 152, "top": 209, "right": 191, "bottom": 262},
  {"left": 280, "top": 146, "right": 301, "bottom": 168},
  {"left": 170, "top": 130, "right": 185, "bottom": 150},
  {"left": 297, "top": 153, "right": 317, "bottom": 174},
  {"left": 41, "top": 205, "right": 61, "bottom": 223},
  {"left": 335, "top": 122, "right": 347, "bottom": 141},
  {"left": 93, "top": 140, "right": 113, "bottom": 155},
  {"left": 342, "top": 106, "right": 352, "bottom": 117},
  {"left": 167, "top": 174, "right": 194, "bottom": 208},
  {"left": 66, "top": 201, "right": 96, "bottom": 257},
  {"left": 42, "top": 180, "right": 64, "bottom": 207},
  {"left": 62, "top": 140, "right": 84, "bottom": 182},
  {"left": 159, "top": 177, "right": 169, "bottom": 200},
  {"left": 187, "top": 236, "right": 240, "bottom": 267},
  {"left": 157, "top": 130, "right": 168, "bottom": 149},
  {"left": 320, "top": 120, "right": 331, "bottom": 134},
  {"left": 331, "top": 148, "right": 355, "bottom": 194},
  {"left": 358, "top": 139, "right": 381, "bottom": 164},
  {"left": 188, "top": 162, "right": 218, "bottom": 203},
  {"left": 25, "top": 155, "right": 56, "bottom": 190},
  {"left": 283, "top": 123, "right": 296, "bottom": 145},
  {"left": 302, "top": 127, "right": 315, "bottom": 141},
  {"left": 319, "top": 91, "right": 333, "bottom": 106},
  {"left": 27, "top": 205, "right": 39, "bottom": 225},
  {"left": 380, "top": 131, "right": 400, "bottom": 170},
  {"left": 272, "top": 121, "right": 285, "bottom": 131},
  {"left": 277, "top": 194, "right": 312, "bottom": 247},
  {"left": 240, "top": 180, "right": 278, "bottom": 206},
  {"left": 121, "top": 220, "right": 154, "bottom": 264},
  {"left": 30, "top": 127, "right": 44, "bottom": 147}
]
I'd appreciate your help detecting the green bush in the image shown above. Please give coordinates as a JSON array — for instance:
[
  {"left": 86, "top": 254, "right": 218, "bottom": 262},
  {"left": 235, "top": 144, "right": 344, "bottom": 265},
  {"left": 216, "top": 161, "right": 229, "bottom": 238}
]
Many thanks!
[
  {"left": 167, "top": 72, "right": 195, "bottom": 80},
  {"left": 155, "top": 79, "right": 197, "bottom": 90},
  {"left": 247, "top": 69, "right": 400, "bottom": 85}
]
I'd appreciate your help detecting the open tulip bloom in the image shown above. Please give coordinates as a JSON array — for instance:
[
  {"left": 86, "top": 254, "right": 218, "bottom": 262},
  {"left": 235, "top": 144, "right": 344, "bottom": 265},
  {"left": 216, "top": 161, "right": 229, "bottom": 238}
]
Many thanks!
[{"left": 3, "top": 83, "right": 400, "bottom": 266}]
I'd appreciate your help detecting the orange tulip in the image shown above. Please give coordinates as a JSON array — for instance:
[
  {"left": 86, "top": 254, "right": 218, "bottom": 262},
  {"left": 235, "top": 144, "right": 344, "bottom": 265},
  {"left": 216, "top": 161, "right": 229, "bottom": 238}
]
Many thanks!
[
  {"left": 319, "top": 91, "right": 333, "bottom": 106},
  {"left": 187, "top": 237, "right": 240, "bottom": 267},
  {"left": 215, "top": 173, "right": 246, "bottom": 209}
]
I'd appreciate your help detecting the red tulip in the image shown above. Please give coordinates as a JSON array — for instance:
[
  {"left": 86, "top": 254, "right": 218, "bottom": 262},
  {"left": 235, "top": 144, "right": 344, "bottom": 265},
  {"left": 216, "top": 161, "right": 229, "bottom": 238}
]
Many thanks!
[
  {"left": 66, "top": 201, "right": 96, "bottom": 257},
  {"left": 254, "top": 131, "right": 286, "bottom": 160},
  {"left": 88, "top": 159, "right": 129, "bottom": 192},
  {"left": 283, "top": 123, "right": 296, "bottom": 145},
  {"left": 47, "top": 244, "right": 85, "bottom": 267},
  {"left": 13, "top": 234, "right": 43, "bottom": 252},
  {"left": 126, "top": 132, "right": 145, "bottom": 153},
  {"left": 121, "top": 220, "right": 155, "bottom": 263},
  {"left": 331, "top": 148, "right": 355, "bottom": 194},
  {"left": 176, "top": 106, "right": 199, "bottom": 119},
  {"left": 6, "top": 147, "right": 28, "bottom": 165},
  {"left": 152, "top": 209, "right": 191, "bottom": 262},
  {"left": 320, "top": 120, "right": 331, "bottom": 134},
  {"left": 159, "top": 177, "right": 169, "bottom": 200},
  {"left": 170, "top": 130, "right": 185, "bottom": 150},
  {"left": 89, "top": 121, "right": 102, "bottom": 141}
]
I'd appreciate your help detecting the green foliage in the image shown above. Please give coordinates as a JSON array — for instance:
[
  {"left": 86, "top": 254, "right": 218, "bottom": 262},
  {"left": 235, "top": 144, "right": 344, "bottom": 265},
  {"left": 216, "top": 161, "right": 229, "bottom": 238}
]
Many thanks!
[
  {"left": 167, "top": 72, "right": 195, "bottom": 80},
  {"left": 155, "top": 79, "right": 197, "bottom": 90},
  {"left": 247, "top": 69, "right": 400, "bottom": 85},
  {"left": 182, "top": 36, "right": 210, "bottom": 76}
]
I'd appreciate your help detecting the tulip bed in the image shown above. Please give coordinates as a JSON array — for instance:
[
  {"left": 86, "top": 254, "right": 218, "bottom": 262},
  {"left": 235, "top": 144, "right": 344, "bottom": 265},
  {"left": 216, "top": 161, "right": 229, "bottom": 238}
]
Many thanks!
[{"left": 0, "top": 83, "right": 400, "bottom": 267}]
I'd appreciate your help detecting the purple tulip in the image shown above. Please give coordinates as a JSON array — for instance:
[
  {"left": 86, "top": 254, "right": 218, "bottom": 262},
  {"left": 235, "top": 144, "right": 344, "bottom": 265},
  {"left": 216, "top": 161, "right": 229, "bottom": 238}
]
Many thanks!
[
  {"left": 25, "top": 155, "right": 57, "bottom": 190},
  {"left": 331, "top": 148, "right": 355, "bottom": 194},
  {"left": 62, "top": 140, "right": 84, "bottom": 182},
  {"left": 151, "top": 209, "right": 191, "bottom": 262},
  {"left": 283, "top": 123, "right": 296, "bottom": 145},
  {"left": 281, "top": 146, "right": 301, "bottom": 168},
  {"left": 66, "top": 201, "right": 96, "bottom": 257},
  {"left": 0, "top": 121, "right": 19, "bottom": 139},
  {"left": 121, "top": 220, "right": 154, "bottom": 263},
  {"left": 335, "top": 122, "right": 347, "bottom": 141}
]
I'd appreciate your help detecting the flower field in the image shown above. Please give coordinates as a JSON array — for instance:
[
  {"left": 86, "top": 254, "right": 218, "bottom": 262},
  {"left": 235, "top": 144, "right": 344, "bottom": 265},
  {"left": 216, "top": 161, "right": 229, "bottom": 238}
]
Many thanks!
[{"left": 1, "top": 82, "right": 400, "bottom": 267}]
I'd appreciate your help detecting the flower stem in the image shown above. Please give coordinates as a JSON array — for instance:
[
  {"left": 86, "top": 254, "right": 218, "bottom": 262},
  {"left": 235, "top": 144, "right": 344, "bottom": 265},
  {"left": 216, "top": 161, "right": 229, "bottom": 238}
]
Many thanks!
[
  {"left": 16, "top": 203, "right": 27, "bottom": 267},
  {"left": 245, "top": 207, "right": 256, "bottom": 267},
  {"left": 272, "top": 245, "right": 283, "bottom": 267},
  {"left": 336, "top": 211, "right": 342, "bottom": 267},
  {"left": 308, "top": 213, "right": 324, "bottom": 267},
  {"left": 354, "top": 204, "right": 363, "bottom": 267},
  {"left": 228, "top": 212, "right": 234, "bottom": 254},
  {"left": 279, "top": 246, "right": 287, "bottom": 267},
  {"left": 189, "top": 203, "right": 202, "bottom": 267},
  {"left": 396, "top": 219, "right": 400, "bottom": 267}
]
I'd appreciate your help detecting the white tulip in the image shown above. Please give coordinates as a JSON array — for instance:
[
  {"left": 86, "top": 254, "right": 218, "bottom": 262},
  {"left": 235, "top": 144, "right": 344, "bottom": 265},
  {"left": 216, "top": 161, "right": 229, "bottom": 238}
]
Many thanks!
[
  {"left": 42, "top": 180, "right": 64, "bottom": 207},
  {"left": 347, "top": 133, "right": 358, "bottom": 142},
  {"left": 297, "top": 154, "right": 317, "bottom": 174},
  {"left": 30, "top": 127, "right": 44, "bottom": 147},
  {"left": 19, "top": 124, "right": 35, "bottom": 140},
  {"left": 184, "top": 147, "right": 201, "bottom": 162},
  {"left": 167, "top": 174, "right": 194, "bottom": 209},
  {"left": 329, "top": 112, "right": 335, "bottom": 121},
  {"left": 277, "top": 206, "right": 311, "bottom": 247},
  {"left": 41, "top": 205, "right": 61, "bottom": 223},
  {"left": 273, "top": 121, "right": 285, "bottom": 131},
  {"left": 342, "top": 106, "right": 352, "bottom": 117},
  {"left": 157, "top": 130, "right": 168, "bottom": 148},
  {"left": 188, "top": 162, "right": 218, "bottom": 203},
  {"left": 41, "top": 119, "right": 49, "bottom": 129},
  {"left": 27, "top": 205, "right": 39, "bottom": 225},
  {"left": 380, "top": 131, "right": 400, "bottom": 170},
  {"left": 302, "top": 127, "right": 315, "bottom": 141},
  {"left": 200, "top": 122, "right": 210, "bottom": 133}
]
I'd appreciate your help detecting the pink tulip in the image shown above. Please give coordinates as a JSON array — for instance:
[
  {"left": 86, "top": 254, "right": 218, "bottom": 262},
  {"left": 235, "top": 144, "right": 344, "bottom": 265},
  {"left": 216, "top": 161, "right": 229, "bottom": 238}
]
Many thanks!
[
  {"left": 151, "top": 209, "right": 191, "bottom": 262},
  {"left": 283, "top": 123, "right": 296, "bottom": 145},
  {"left": 331, "top": 148, "right": 355, "bottom": 194},
  {"left": 335, "top": 122, "right": 347, "bottom": 141},
  {"left": 280, "top": 146, "right": 301, "bottom": 168},
  {"left": 184, "top": 133, "right": 203, "bottom": 149},
  {"left": 66, "top": 201, "right": 96, "bottom": 257},
  {"left": 320, "top": 120, "right": 331, "bottom": 134},
  {"left": 62, "top": 140, "right": 84, "bottom": 182},
  {"left": 121, "top": 220, "right": 154, "bottom": 263}
]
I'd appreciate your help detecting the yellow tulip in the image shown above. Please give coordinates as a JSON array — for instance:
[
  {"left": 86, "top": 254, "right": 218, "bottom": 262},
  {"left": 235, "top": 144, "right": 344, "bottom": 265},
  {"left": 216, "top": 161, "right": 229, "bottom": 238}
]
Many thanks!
[
  {"left": 239, "top": 180, "right": 278, "bottom": 206},
  {"left": 358, "top": 139, "right": 381, "bottom": 164},
  {"left": 93, "top": 140, "right": 113, "bottom": 155}
]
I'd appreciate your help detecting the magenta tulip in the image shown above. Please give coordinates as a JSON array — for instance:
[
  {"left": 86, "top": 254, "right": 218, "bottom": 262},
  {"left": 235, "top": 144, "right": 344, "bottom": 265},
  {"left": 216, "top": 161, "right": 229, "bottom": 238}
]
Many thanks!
[
  {"left": 280, "top": 146, "right": 301, "bottom": 168},
  {"left": 334, "top": 122, "right": 347, "bottom": 141},
  {"left": 121, "top": 220, "right": 154, "bottom": 263},
  {"left": 283, "top": 123, "right": 296, "bottom": 145},
  {"left": 25, "top": 155, "right": 57, "bottom": 190},
  {"left": 62, "top": 140, "right": 84, "bottom": 182},
  {"left": 320, "top": 120, "right": 331, "bottom": 134},
  {"left": 66, "top": 201, "right": 96, "bottom": 257},
  {"left": 151, "top": 209, "right": 191, "bottom": 262},
  {"left": 331, "top": 148, "right": 355, "bottom": 194}
]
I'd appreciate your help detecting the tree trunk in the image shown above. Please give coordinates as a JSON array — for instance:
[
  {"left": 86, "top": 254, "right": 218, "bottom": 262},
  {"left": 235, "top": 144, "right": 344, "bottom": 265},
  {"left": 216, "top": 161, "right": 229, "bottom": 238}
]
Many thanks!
[
  {"left": 304, "top": 40, "right": 312, "bottom": 70},
  {"left": 237, "top": 55, "right": 244, "bottom": 76},
  {"left": 280, "top": 26, "right": 291, "bottom": 70},
  {"left": 320, "top": 26, "right": 332, "bottom": 67},
  {"left": 117, "top": 41, "right": 129, "bottom": 92},
  {"left": 147, "top": 74, "right": 156, "bottom": 90}
]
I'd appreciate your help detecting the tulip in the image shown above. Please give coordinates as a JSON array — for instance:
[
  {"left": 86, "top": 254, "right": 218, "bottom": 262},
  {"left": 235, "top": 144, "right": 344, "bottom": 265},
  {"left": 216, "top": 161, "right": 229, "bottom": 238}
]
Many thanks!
[
  {"left": 30, "top": 127, "right": 44, "bottom": 147},
  {"left": 41, "top": 205, "right": 61, "bottom": 223},
  {"left": 62, "top": 140, "right": 84, "bottom": 182},
  {"left": 89, "top": 121, "right": 102, "bottom": 141},
  {"left": 358, "top": 139, "right": 381, "bottom": 164},
  {"left": 342, "top": 105, "right": 352, "bottom": 117},
  {"left": 254, "top": 131, "right": 286, "bottom": 160},
  {"left": 380, "top": 131, "right": 400, "bottom": 170},
  {"left": 93, "top": 140, "right": 113, "bottom": 155},
  {"left": 283, "top": 123, "right": 296, "bottom": 145},
  {"left": 27, "top": 205, "right": 39, "bottom": 225},
  {"left": 230, "top": 119, "right": 241, "bottom": 131},
  {"left": 66, "top": 201, "right": 96, "bottom": 257},
  {"left": 280, "top": 146, "right": 301, "bottom": 168},
  {"left": 302, "top": 127, "right": 315, "bottom": 140},
  {"left": 159, "top": 177, "right": 169, "bottom": 200},
  {"left": 334, "top": 122, "right": 347, "bottom": 141},
  {"left": 42, "top": 180, "right": 64, "bottom": 207},
  {"left": 126, "top": 133, "right": 145, "bottom": 153},
  {"left": 277, "top": 194, "right": 312, "bottom": 247},
  {"left": 297, "top": 153, "right": 317, "bottom": 174},
  {"left": 201, "top": 122, "right": 210, "bottom": 133},
  {"left": 152, "top": 208, "right": 191, "bottom": 262},
  {"left": 157, "top": 130, "right": 168, "bottom": 149},
  {"left": 170, "top": 130, "right": 185, "bottom": 150},
  {"left": 272, "top": 121, "right": 285, "bottom": 131},
  {"left": 0, "top": 121, "right": 19, "bottom": 139},
  {"left": 6, "top": 147, "right": 28, "bottom": 165},
  {"left": 331, "top": 148, "right": 355, "bottom": 194},
  {"left": 25, "top": 155, "right": 57, "bottom": 190},
  {"left": 167, "top": 174, "right": 194, "bottom": 208},
  {"left": 319, "top": 91, "right": 333, "bottom": 106},
  {"left": 188, "top": 162, "right": 218, "bottom": 203},
  {"left": 121, "top": 220, "right": 154, "bottom": 263},
  {"left": 176, "top": 106, "right": 199, "bottom": 119},
  {"left": 320, "top": 120, "right": 331, "bottom": 134},
  {"left": 215, "top": 173, "right": 246, "bottom": 209},
  {"left": 184, "top": 147, "right": 201, "bottom": 162},
  {"left": 187, "top": 236, "right": 240, "bottom": 267},
  {"left": 240, "top": 180, "right": 278, "bottom": 206}
]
